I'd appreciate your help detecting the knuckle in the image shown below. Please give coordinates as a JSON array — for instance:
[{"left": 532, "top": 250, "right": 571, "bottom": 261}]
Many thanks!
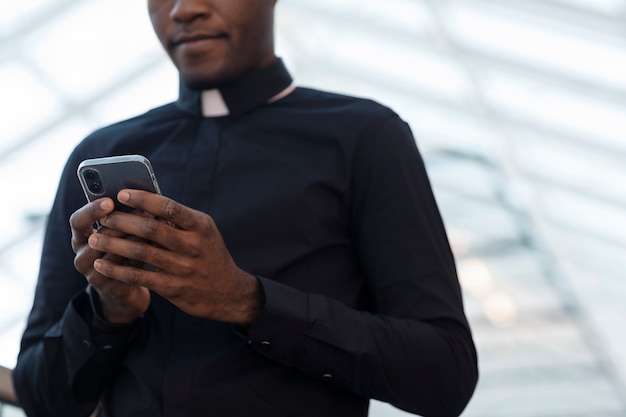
[
  {"left": 140, "top": 217, "right": 161, "bottom": 238},
  {"left": 70, "top": 203, "right": 102, "bottom": 230},
  {"left": 201, "top": 218, "right": 217, "bottom": 239},
  {"left": 183, "top": 236, "right": 203, "bottom": 258},
  {"left": 92, "top": 234, "right": 108, "bottom": 251},
  {"left": 177, "top": 259, "right": 195, "bottom": 277},
  {"left": 185, "top": 237, "right": 202, "bottom": 258},
  {"left": 73, "top": 256, "right": 87, "bottom": 275},
  {"left": 69, "top": 211, "right": 79, "bottom": 228},
  {"left": 150, "top": 251, "right": 169, "bottom": 269},
  {"left": 100, "top": 213, "right": 116, "bottom": 228},
  {"left": 130, "top": 241, "right": 149, "bottom": 261},
  {"left": 70, "top": 236, "right": 81, "bottom": 253},
  {"left": 164, "top": 277, "right": 186, "bottom": 300},
  {"left": 187, "top": 247, "right": 201, "bottom": 259},
  {"left": 126, "top": 268, "right": 144, "bottom": 285},
  {"left": 96, "top": 260, "right": 113, "bottom": 276},
  {"left": 162, "top": 198, "right": 180, "bottom": 219},
  {"left": 73, "top": 248, "right": 95, "bottom": 272}
]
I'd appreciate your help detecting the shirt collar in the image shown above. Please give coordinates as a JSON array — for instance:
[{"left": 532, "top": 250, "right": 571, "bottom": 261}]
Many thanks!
[{"left": 176, "top": 58, "right": 294, "bottom": 118}]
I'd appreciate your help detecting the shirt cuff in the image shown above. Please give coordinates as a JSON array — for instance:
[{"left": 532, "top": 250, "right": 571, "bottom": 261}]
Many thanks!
[
  {"left": 245, "top": 276, "right": 311, "bottom": 366},
  {"left": 53, "top": 289, "right": 137, "bottom": 387}
]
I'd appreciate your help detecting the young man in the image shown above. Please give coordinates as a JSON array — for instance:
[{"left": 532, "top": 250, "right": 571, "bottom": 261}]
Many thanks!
[{"left": 14, "top": 1, "right": 478, "bottom": 416}]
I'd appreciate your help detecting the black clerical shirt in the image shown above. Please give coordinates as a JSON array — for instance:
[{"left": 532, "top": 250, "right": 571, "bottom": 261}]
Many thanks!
[{"left": 14, "top": 59, "right": 477, "bottom": 417}]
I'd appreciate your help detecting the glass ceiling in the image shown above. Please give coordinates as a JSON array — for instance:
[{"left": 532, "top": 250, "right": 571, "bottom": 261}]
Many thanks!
[{"left": 1, "top": 0, "right": 625, "bottom": 415}]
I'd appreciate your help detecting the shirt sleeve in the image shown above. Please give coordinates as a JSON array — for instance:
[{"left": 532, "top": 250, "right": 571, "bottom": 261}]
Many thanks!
[
  {"left": 246, "top": 113, "right": 478, "bottom": 417},
  {"left": 14, "top": 289, "right": 139, "bottom": 417},
  {"left": 12, "top": 155, "right": 139, "bottom": 417}
]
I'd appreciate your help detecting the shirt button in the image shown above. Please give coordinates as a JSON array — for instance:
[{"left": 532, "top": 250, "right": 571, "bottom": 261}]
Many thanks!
[
  {"left": 81, "top": 339, "right": 91, "bottom": 349},
  {"left": 260, "top": 341, "right": 272, "bottom": 350},
  {"left": 102, "top": 345, "right": 114, "bottom": 351},
  {"left": 322, "top": 373, "right": 333, "bottom": 380}
]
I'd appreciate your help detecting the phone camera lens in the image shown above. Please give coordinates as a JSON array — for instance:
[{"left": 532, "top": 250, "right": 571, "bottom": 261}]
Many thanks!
[
  {"left": 83, "top": 169, "right": 104, "bottom": 195},
  {"left": 89, "top": 182, "right": 102, "bottom": 193}
]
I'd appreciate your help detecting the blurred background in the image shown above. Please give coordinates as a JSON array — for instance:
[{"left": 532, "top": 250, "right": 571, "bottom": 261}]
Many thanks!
[{"left": 1, "top": 0, "right": 626, "bottom": 416}]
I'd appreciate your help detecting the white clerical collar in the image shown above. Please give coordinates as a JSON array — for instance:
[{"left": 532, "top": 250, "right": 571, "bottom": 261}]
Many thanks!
[{"left": 201, "top": 84, "right": 296, "bottom": 118}]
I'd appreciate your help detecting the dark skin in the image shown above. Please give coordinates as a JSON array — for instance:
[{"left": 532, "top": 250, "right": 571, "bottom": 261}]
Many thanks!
[
  {"left": 70, "top": 0, "right": 278, "bottom": 325},
  {"left": 71, "top": 192, "right": 262, "bottom": 325},
  {"left": 149, "top": 0, "right": 278, "bottom": 89}
]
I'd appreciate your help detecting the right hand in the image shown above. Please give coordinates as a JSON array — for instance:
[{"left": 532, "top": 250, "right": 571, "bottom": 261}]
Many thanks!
[{"left": 70, "top": 198, "right": 150, "bottom": 324}]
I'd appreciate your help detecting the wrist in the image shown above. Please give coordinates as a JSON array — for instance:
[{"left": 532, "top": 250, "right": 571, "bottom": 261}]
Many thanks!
[
  {"left": 87, "top": 285, "right": 142, "bottom": 332},
  {"left": 89, "top": 286, "right": 146, "bottom": 325},
  {"left": 234, "top": 272, "right": 266, "bottom": 326}
]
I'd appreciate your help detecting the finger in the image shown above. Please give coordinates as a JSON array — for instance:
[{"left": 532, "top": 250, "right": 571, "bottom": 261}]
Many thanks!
[
  {"left": 74, "top": 243, "right": 101, "bottom": 275},
  {"left": 116, "top": 190, "right": 199, "bottom": 231},
  {"left": 72, "top": 224, "right": 128, "bottom": 262},
  {"left": 93, "top": 258, "right": 160, "bottom": 290},
  {"left": 98, "top": 210, "right": 186, "bottom": 252},
  {"left": 70, "top": 199, "right": 115, "bottom": 250},
  {"left": 88, "top": 232, "right": 175, "bottom": 272},
  {"left": 75, "top": 239, "right": 127, "bottom": 276},
  {"left": 70, "top": 198, "right": 115, "bottom": 232}
]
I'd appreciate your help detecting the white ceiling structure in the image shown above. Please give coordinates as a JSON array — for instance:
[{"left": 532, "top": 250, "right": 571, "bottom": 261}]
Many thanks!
[{"left": 1, "top": 0, "right": 626, "bottom": 416}]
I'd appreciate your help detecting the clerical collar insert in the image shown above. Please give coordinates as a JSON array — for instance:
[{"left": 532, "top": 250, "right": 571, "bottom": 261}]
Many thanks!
[{"left": 176, "top": 58, "right": 294, "bottom": 118}]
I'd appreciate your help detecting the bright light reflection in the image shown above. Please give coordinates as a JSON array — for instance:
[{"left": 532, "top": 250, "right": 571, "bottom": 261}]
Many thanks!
[
  {"left": 555, "top": 0, "right": 625, "bottom": 14},
  {"left": 0, "top": 64, "right": 60, "bottom": 150},
  {"left": 22, "top": 0, "right": 160, "bottom": 100},
  {"left": 485, "top": 74, "right": 626, "bottom": 148},
  {"left": 458, "top": 258, "right": 495, "bottom": 297},
  {"left": 0, "top": 0, "right": 53, "bottom": 35},
  {"left": 448, "top": 228, "right": 471, "bottom": 257},
  {"left": 449, "top": 5, "right": 626, "bottom": 89},
  {"left": 483, "top": 291, "right": 519, "bottom": 328}
]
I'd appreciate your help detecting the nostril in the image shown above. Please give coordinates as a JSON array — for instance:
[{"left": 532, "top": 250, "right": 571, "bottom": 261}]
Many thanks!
[{"left": 169, "top": 0, "right": 212, "bottom": 23}]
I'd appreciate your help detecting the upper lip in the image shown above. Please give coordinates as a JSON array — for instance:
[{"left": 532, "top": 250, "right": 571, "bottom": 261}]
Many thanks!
[{"left": 171, "top": 31, "right": 228, "bottom": 46}]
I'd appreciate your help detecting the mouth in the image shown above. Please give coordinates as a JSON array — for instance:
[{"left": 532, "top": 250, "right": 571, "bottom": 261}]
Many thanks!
[{"left": 171, "top": 32, "right": 229, "bottom": 47}]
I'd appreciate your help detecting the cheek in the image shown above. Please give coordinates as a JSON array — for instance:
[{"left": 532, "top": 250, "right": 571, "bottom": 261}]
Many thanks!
[
  {"left": 148, "top": 2, "right": 171, "bottom": 40},
  {"left": 237, "top": 15, "right": 273, "bottom": 51},
  {"left": 148, "top": 14, "right": 171, "bottom": 53}
]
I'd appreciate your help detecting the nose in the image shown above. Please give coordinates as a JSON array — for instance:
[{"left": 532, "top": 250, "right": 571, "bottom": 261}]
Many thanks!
[{"left": 170, "top": 0, "right": 211, "bottom": 23}]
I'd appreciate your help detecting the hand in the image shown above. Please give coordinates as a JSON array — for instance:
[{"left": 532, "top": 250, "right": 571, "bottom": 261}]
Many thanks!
[
  {"left": 70, "top": 198, "right": 151, "bottom": 324},
  {"left": 87, "top": 190, "right": 264, "bottom": 326}
]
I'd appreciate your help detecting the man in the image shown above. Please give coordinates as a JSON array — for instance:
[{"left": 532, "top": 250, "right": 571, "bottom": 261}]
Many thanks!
[{"left": 14, "top": 1, "right": 478, "bottom": 416}]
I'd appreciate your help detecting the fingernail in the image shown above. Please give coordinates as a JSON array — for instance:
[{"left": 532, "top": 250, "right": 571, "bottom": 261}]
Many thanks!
[
  {"left": 93, "top": 260, "right": 102, "bottom": 270},
  {"left": 100, "top": 200, "right": 111, "bottom": 210},
  {"left": 118, "top": 191, "right": 130, "bottom": 202}
]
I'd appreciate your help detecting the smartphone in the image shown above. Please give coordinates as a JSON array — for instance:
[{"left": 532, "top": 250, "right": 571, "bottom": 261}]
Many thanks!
[{"left": 77, "top": 154, "right": 161, "bottom": 212}]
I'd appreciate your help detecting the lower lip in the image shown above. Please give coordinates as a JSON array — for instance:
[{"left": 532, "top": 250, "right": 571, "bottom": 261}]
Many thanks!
[{"left": 177, "top": 37, "right": 224, "bottom": 54}]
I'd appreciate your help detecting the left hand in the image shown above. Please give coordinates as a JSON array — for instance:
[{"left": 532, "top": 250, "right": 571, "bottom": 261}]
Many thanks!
[{"left": 88, "top": 189, "right": 264, "bottom": 326}]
